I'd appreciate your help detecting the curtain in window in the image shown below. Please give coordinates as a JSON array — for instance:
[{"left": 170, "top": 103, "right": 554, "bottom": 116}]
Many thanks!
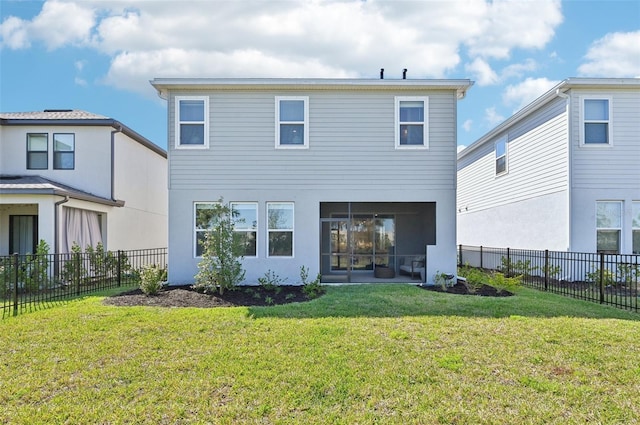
[{"left": 60, "top": 207, "right": 103, "bottom": 253}]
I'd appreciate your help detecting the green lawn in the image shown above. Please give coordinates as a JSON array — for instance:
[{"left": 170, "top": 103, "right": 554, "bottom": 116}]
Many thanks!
[{"left": 1, "top": 284, "right": 639, "bottom": 424}]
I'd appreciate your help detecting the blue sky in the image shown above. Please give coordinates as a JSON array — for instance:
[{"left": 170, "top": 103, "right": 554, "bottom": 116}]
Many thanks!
[{"left": 1, "top": 0, "right": 638, "bottom": 151}]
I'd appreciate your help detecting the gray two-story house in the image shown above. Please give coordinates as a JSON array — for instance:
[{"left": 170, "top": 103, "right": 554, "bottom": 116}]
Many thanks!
[
  {"left": 458, "top": 78, "right": 640, "bottom": 255},
  {"left": 151, "top": 78, "right": 472, "bottom": 285}
]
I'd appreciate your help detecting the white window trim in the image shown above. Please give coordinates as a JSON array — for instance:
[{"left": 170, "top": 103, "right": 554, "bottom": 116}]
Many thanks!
[
  {"left": 175, "top": 96, "right": 209, "bottom": 150},
  {"left": 231, "top": 202, "right": 258, "bottom": 258},
  {"left": 395, "top": 96, "right": 429, "bottom": 149},
  {"left": 632, "top": 201, "right": 640, "bottom": 254},
  {"left": 275, "top": 96, "right": 309, "bottom": 149},
  {"left": 580, "top": 96, "right": 612, "bottom": 147},
  {"left": 495, "top": 136, "right": 508, "bottom": 177},
  {"left": 267, "top": 202, "right": 294, "bottom": 258},
  {"left": 595, "top": 200, "right": 622, "bottom": 254},
  {"left": 193, "top": 201, "right": 218, "bottom": 258}
]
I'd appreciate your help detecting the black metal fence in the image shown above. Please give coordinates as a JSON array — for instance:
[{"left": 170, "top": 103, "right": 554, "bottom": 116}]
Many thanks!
[
  {"left": 1, "top": 248, "right": 167, "bottom": 318},
  {"left": 458, "top": 245, "right": 639, "bottom": 312}
]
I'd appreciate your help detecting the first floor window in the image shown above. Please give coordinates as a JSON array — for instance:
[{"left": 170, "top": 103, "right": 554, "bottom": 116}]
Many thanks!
[
  {"left": 177, "top": 97, "right": 208, "bottom": 148},
  {"left": 231, "top": 202, "right": 258, "bottom": 257},
  {"left": 53, "top": 133, "right": 74, "bottom": 169},
  {"left": 396, "top": 97, "right": 428, "bottom": 148},
  {"left": 495, "top": 137, "right": 507, "bottom": 175},
  {"left": 267, "top": 202, "right": 294, "bottom": 257},
  {"left": 27, "top": 133, "right": 48, "bottom": 169},
  {"left": 596, "top": 201, "right": 621, "bottom": 254},
  {"left": 633, "top": 202, "right": 640, "bottom": 254},
  {"left": 194, "top": 202, "right": 217, "bottom": 257}
]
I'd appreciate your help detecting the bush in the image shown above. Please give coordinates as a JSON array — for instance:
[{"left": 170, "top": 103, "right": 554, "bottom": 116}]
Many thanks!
[
  {"left": 488, "top": 272, "right": 522, "bottom": 294},
  {"left": 433, "top": 271, "right": 455, "bottom": 290},
  {"left": 258, "top": 270, "right": 286, "bottom": 292},
  {"left": 300, "top": 266, "right": 324, "bottom": 299},
  {"left": 139, "top": 265, "right": 167, "bottom": 295},
  {"left": 457, "top": 264, "right": 487, "bottom": 293}
]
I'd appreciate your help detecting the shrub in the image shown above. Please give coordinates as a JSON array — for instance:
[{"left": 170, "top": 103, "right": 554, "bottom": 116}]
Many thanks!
[
  {"left": 433, "top": 271, "right": 455, "bottom": 290},
  {"left": 500, "top": 257, "right": 538, "bottom": 278},
  {"left": 488, "top": 272, "right": 522, "bottom": 294},
  {"left": 139, "top": 264, "right": 167, "bottom": 295},
  {"left": 585, "top": 268, "right": 616, "bottom": 287},
  {"left": 300, "top": 266, "right": 324, "bottom": 299},
  {"left": 258, "top": 270, "right": 286, "bottom": 292},
  {"left": 457, "top": 264, "right": 487, "bottom": 293}
]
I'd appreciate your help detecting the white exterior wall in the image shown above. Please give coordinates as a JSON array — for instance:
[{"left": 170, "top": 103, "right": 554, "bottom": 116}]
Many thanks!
[
  {"left": 569, "top": 87, "right": 640, "bottom": 254},
  {"left": 0, "top": 196, "right": 55, "bottom": 254},
  {"left": 457, "top": 97, "right": 570, "bottom": 250},
  {"left": 110, "top": 132, "right": 168, "bottom": 250},
  {"left": 167, "top": 87, "right": 461, "bottom": 285},
  {"left": 0, "top": 125, "right": 112, "bottom": 198}
]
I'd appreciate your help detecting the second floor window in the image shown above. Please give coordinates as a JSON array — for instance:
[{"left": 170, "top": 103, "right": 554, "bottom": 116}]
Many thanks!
[
  {"left": 176, "top": 97, "right": 208, "bottom": 148},
  {"left": 53, "top": 133, "right": 74, "bottom": 170},
  {"left": 27, "top": 133, "right": 48, "bottom": 169},
  {"left": 396, "top": 97, "right": 428, "bottom": 149},
  {"left": 276, "top": 96, "right": 308, "bottom": 148},
  {"left": 583, "top": 98, "right": 610, "bottom": 145},
  {"left": 495, "top": 138, "right": 507, "bottom": 175}
]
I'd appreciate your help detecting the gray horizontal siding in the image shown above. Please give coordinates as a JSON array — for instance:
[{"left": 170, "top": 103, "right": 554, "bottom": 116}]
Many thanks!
[
  {"left": 168, "top": 90, "right": 458, "bottom": 191},
  {"left": 570, "top": 88, "right": 640, "bottom": 190},
  {"left": 457, "top": 97, "right": 569, "bottom": 212}
]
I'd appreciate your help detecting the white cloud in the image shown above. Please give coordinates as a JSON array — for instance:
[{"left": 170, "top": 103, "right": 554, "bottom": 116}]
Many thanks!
[
  {"left": 462, "top": 119, "right": 473, "bottom": 132},
  {"left": 503, "top": 77, "right": 560, "bottom": 112},
  {"left": 484, "top": 107, "right": 505, "bottom": 127},
  {"left": 457, "top": 145, "right": 467, "bottom": 153},
  {"left": 465, "top": 58, "right": 498, "bottom": 86},
  {"left": 578, "top": 31, "right": 640, "bottom": 77},
  {"left": 1, "top": 0, "right": 564, "bottom": 96},
  {"left": 465, "top": 0, "right": 562, "bottom": 59}
]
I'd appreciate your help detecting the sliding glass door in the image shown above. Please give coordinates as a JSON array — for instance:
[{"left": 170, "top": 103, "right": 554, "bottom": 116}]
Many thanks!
[{"left": 329, "top": 214, "right": 395, "bottom": 271}]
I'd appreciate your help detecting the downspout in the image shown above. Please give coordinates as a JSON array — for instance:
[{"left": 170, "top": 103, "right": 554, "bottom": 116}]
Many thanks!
[{"left": 556, "top": 88, "right": 571, "bottom": 251}]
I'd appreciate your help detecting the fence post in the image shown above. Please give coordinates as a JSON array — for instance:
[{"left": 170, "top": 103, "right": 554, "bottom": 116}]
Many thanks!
[
  {"left": 480, "top": 246, "right": 483, "bottom": 269},
  {"left": 506, "top": 248, "right": 511, "bottom": 277},
  {"left": 544, "top": 250, "right": 549, "bottom": 291},
  {"left": 117, "top": 250, "right": 122, "bottom": 287},
  {"left": 599, "top": 253, "right": 605, "bottom": 304},
  {"left": 75, "top": 253, "right": 81, "bottom": 297},
  {"left": 12, "top": 254, "right": 19, "bottom": 317},
  {"left": 458, "top": 245, "right": 462, "bottom": 267}
]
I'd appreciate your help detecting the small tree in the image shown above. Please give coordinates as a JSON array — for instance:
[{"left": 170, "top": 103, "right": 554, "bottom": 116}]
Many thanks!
[{"left": 194, "top": 199, "right": 245, "bottom": 295}]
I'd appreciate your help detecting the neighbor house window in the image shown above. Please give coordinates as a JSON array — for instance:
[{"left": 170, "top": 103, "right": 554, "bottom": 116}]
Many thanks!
[
  {"left": 176, "top": 96, "right": 209, "bottom": 148},
  {"left": 276, "top": 96, "right": 308, "bottom": 148},
  {"left": 267, "top": 202, "right": 294, "bottom": 257},
  {"left": 633, "top": 202, "right": 640, "bottom": 254},
  {"left": 194, "top": 202, "right": 217, "bottom": 257},
  {"left": 27, "top": 133, "right": 48, "bottom": 169},
  {"left": 231, "top": 202, "right": 258, "bottom": 257},
  {"left": 596, "top": 201, "right": 622, "bottom": 254},
  {"left": 395, "top": 97, "right": 428, "bottom": 148},
  {"left": 495, "top": 137, "right": 507, "bottom": 175},
  {"left": 53, "top": 133, "right": 74, "bottom": 169},
  {"left": 582, "top": 98, "right": 610, "bottom": 145}
]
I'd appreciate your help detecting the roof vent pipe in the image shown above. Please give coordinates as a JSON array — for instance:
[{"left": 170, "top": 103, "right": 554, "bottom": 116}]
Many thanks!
[
  {"left": 403, "top": 69, "right": 407, "bottom": 79},
  {"left": 380, "top": 68, "right": 384, "bottom": 79}
]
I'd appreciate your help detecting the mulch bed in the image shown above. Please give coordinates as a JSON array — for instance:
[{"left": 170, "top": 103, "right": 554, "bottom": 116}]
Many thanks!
[
  {"left": 419, "top": 281, "right": 514, "bottom": 297},
  {"left": 103, "top": 285, "right": 313, "bottom": 308}
]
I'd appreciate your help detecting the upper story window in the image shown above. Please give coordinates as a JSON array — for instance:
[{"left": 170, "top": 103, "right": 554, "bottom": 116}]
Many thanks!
[
  {"left": 53, "top": 133, "right": 74, "bottom": 170},
  {"left": 176, "top": 96, "right": 209, "bottom": 149},
  {"left": 596, "top": 201, "right": 621, "bottom": 254},
  {"left": 27, "top": 133, "right": 48, "bottom": 170},
  {"left": 276, "top": 96, "right": 308, "bottom": 149},
  {"left": 395, "top": 97, "right": 428, "bottom": 149},
  {"left": 231, "top": 202, "right": 258, "bottom": 257},
  {"left": 495, "top": 137, "right": 508, "bottom": 176},
  {"left": 582, "top": 98, "right": 611, "bottom": 145}
]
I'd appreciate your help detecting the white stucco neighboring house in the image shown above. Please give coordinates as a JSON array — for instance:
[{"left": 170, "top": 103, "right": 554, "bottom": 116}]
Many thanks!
[
  {"left": 457, "top": 78, "right": 640, "bottom": 254},
  {"left": 150, "top": 77, "right": 473, "bottom": 285},
  {"left": 0, "top": 110, "right": 168, "bottom": 255}
]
